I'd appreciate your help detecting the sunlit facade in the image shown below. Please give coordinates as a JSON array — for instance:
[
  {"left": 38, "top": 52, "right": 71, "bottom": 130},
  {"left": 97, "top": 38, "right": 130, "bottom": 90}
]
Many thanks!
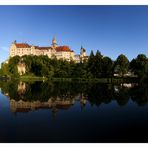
[{"left": 9, "top": 37, "right": 87, "bottom": 62}]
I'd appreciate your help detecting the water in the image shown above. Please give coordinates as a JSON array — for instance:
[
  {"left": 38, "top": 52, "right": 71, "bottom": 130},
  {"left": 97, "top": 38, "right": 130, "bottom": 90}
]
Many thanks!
[{"left": 0, "top": 80, "right": 147, "bottom": 143}]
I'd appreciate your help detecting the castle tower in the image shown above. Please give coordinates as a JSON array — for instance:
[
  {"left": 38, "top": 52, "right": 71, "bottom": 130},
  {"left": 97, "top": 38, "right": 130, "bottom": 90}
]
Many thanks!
[
  {"left": 51, "top": 36, "right": 58, "bottom": 48},
  {"left": 80, "top": 46, "right": 87, "bottom": 63},
  {"left": 12, "top": 40, "right": 17, "bottom": 45},
  {"left": 80, "top": 46, "right": 86, "bottom": 57}
]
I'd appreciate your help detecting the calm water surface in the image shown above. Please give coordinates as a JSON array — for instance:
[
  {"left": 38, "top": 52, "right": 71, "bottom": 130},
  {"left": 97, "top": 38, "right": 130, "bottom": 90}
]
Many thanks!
[{"left": 0, "top": 80, "right": 148, "bottom": 142}]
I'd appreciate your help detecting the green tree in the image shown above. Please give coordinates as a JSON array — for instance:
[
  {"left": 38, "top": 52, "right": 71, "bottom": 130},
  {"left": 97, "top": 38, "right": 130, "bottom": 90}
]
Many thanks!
[
  {"left": 87, "top": 50, "right": 95, "bottom": 78},
  {"left": 130, "top": 54, "right": 148, "bottom": 78},
  {"left": 8, "top": 56, "right": 21, "bottom": 75},
  {"left": 0, "top": 63, "right": 10, "bottom": 76},
  {"left": 94, "top": 50, "right": 103, "bottom": 78},
  {"left": 72, "top": 62, "right": 87, "bottom": 78},
  {"left": 102, "top": 56, "right": 113, "bottom": 77},
  {"left": 114, "top": 54, "right": 129, "bottom": 77},
  {"left": 22, "top": 55, "right": 33, "bottom": 73}
]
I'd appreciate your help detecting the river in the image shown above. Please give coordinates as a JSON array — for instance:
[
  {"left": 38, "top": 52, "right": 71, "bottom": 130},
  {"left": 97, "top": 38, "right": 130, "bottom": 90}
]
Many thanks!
[{"left": 0, "top": 80, "right": 147, "bottom": 142}]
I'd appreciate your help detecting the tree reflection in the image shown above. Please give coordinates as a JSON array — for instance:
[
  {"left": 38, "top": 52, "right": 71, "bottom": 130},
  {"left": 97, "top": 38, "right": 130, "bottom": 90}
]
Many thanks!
[
  {"left": 114, "top": 85, "right": 130, "bottom": 106},
  {"left": 130, "top": 81, "right": 148, "bottom": 106},
  {"left": 0, "top": 80, "right": 148, "bottom": 113},
  {"left": 84, "top": 83, "right": 114, "bottom": 106}
]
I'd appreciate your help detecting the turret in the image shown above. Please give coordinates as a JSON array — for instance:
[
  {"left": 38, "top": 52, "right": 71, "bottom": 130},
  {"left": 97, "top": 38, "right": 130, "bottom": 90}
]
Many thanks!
[
  {"left": 10, "top": 40, "right": 17, "bottom": 57},
  {"left": 51, "top": 36, "right": 58, "bottom": 48},
  {"left": 80, "top": 46, "right": 86, "bottom": 57},
  {"left": 13, "top": 40, "right": 17, "bottom": 44}
]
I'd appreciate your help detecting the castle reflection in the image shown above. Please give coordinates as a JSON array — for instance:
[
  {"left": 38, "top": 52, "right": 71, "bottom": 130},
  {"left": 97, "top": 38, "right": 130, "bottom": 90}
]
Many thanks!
[
  {"left": 0, "top": 80, "right": 148, "bottom": 114},
  {"left": 10, "top": 98, "right": 75, "bottom": 113},
  {"left": 3, "top": 81, "right": 87, "bottom": 114}
]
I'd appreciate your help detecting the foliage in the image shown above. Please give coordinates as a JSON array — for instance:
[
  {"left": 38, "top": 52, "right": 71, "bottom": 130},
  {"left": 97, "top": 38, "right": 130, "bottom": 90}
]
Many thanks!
[
  {"left": 94, "top": 50, "right": 103, "bottom": 78},
  {"left": 102, "top": 56, "right": 113, "bottom": 77},
  {"left": 0, "top": 52, "right": 147, "bottom": 80},
  {"left": 114, "top": 54, "right": 129, "bottom": 77},
  {"left": 130, "top": 54, "right": 148, "bottom": 79},
  {"left": 0, "top": 63, "right": 10, "bottom": 76}
]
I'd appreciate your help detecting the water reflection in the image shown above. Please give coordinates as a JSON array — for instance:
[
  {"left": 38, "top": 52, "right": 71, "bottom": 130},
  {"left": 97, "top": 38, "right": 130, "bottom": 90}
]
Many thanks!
[
  {"left": 0, "top": 80, "right": 148, "bottom": 142},
  {"left": 0, "top": 80, "right": 148, "bottom": 114}
]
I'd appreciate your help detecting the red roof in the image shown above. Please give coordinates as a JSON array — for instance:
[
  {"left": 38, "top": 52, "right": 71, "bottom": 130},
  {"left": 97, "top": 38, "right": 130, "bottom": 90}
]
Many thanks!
[
  {"left": 38, "top": 47, "right": 50, "bottom": 50},
  {"left": 56, "top": 46, "right": 72, "bottom": 52},
  {"left": 15, "top": 43, "right": 73, "bottom": 52},
  {"left": 15, "top": 43, "right": 30, "bottom": 48}
]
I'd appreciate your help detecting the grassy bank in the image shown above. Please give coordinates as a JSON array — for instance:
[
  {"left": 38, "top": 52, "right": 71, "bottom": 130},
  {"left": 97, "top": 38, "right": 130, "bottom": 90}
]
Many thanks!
[
  {"left": 2, "top": 75, "right": 138, "bottom": 83},
  {"left": 18, "top": 75, "right": 48, "bottom": 82}
]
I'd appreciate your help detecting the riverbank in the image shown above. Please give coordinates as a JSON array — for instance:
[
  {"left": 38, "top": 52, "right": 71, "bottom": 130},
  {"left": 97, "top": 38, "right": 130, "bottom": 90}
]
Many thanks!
[
  {"left": 0, "top": 74, "right": 139, "bottom": 83},
  {"left": 17, "top": 75, "right": 48, "bottom": 81},
  {"left": 12, "top": 75, "right": 138, "bottom": 83}
]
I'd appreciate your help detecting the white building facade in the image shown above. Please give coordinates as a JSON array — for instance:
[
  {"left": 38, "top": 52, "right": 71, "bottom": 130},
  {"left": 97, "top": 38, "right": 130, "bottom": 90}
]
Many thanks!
[{"left": 9, "top": 37, "right": 87, "bottom": 62}]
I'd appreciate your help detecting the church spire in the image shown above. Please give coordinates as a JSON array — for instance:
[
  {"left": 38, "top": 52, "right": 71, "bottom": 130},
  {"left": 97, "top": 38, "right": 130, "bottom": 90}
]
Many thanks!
[{"left": 52, "top": 36, "right": 57, "bottom": 48}]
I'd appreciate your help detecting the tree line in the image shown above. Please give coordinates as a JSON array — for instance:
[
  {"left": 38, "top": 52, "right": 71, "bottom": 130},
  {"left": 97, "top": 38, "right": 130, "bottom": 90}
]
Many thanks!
[{"left": 0, "top": 50, "right": 148, "bottom": 79}]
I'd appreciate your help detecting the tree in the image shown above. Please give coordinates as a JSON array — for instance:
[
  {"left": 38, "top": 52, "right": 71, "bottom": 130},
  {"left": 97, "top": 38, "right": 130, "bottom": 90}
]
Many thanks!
[
  {"left": 87, "top": 50, "right": 95, "bottom": 78},
  {"left": 8, "top": 56, "right": 21, "bottom": 75},
  {"left": 114, "top": 54, "right": 129, "bottom": 77},
  {"left": 0, "top": 63, "right": 10, "bottom": 76},
  {"left": 130, "top": 54, "right": 148, "bottom": 78},
  {"left": 72, "top": 62, "right": 87, "bottom": 78},
  {"left": 94, "top": 50, "right": 103, "bottom": 78},
  {"left": 102, "top": 56, "right": 113, "bottom": 77},
  {"left": 22, "top": 55, "right": 33, "bottom": 73},
  {"left": 3, "top": 53, "right": 147, "bottom": 79}
]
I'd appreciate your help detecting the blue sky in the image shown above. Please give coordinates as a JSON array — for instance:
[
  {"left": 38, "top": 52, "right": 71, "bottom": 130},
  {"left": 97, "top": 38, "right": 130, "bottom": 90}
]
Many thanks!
[{"left": 0, "top": 5, "right": 148, "bottom": 64}]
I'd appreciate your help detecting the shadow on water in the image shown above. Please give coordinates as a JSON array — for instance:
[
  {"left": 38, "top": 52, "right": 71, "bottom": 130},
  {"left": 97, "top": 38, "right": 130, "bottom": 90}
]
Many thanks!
[{"left": 0, "top": 80, "right": 147, "bottom": 142}]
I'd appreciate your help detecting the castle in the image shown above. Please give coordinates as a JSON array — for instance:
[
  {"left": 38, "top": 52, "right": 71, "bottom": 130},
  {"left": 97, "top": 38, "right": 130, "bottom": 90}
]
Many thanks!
[{"left": 9, "top": 37, "right": 88, "bottom": 63}]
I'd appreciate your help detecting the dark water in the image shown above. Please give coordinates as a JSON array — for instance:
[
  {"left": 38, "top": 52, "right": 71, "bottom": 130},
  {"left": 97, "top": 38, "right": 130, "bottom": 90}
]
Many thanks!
[{"left": 0, "top": 80, "right": 148, "bottom": 143}]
